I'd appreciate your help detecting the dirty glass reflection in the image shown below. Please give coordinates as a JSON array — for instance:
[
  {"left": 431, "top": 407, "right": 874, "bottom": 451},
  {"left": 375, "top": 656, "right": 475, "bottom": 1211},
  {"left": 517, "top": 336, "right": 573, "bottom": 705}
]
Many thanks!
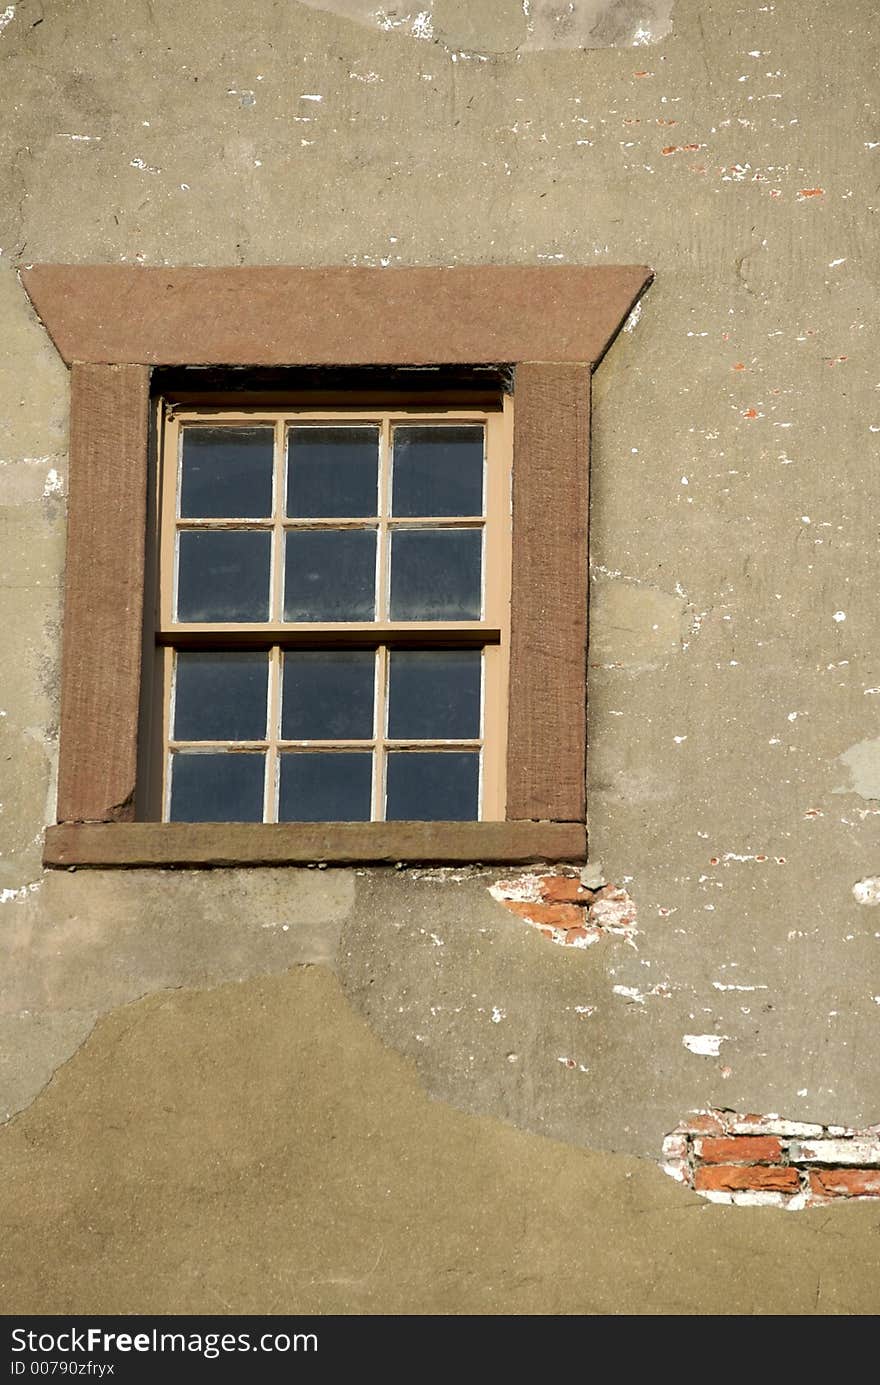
[
  {"left": 389, "top": 529, "right": 481, "bottom": 620},
  {"left": 385, "top": 751, "right": 479, "bottom": 821},
  {"left": 284, "top": 529, "right": 377, "bottom": 621},
  {"left": 279, "top": 751, "right": 372, "bottom": 821},
  {"left": 174, "top": 652, "right": 269, "bottom": 741},
  {"left": 387, "top": 650, "right": 480, "bottom": 739},
  {"left": 180, "top": 427, "right": 274, "bottom": 519},
  {"left": 287, "top": 427, "right": 380, "bottom": 518},
  {"left": 392, "top": 426, "right": 484, "bottom": 517},
  {"left": 169, "top": 751, "right": 265, "bottom": 822},
  {"left": 177, "top": 530, "right": 271, "bottom": 622},
  {"left": 282, "top": 650, "right": 375, "bottom": 740}
]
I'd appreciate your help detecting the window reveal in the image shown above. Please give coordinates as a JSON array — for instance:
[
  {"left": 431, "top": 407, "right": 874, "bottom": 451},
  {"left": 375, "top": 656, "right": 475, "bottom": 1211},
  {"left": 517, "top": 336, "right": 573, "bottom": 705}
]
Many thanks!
[{"left": 157, "top": 407, "right": 512, "bottom": 823}]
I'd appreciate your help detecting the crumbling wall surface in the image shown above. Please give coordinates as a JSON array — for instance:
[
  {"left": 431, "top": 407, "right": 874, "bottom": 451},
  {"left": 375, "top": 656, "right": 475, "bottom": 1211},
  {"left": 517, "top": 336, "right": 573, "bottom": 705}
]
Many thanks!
[{"left": 1, "top": 0, "right": 879, "bottom": 1309}]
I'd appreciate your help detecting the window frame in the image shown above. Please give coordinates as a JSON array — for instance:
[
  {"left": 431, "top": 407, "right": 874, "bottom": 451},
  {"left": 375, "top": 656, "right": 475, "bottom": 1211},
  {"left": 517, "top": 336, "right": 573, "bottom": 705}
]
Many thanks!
[
  {"left": 153, "top": 400, "right": 512, "bottom": 825},
  {"left": 22, "top": 263, "right": 653, "bottom": 867}
]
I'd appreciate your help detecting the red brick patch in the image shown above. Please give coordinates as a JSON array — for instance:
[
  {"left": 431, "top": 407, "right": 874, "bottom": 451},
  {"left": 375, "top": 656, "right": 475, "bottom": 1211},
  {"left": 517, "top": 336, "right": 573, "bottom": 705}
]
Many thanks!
[
  {"left": 662, "top": 1109, "right": 880, "bottom": 1209},
  {"left": 695, "top": 1165, "right": 799, "bottom": 1194},
  {"left": 697, "top": 1136, "right": 783, "bottom": 1164},
  {"left": 808, "top": 1169, "right": 880, "bottom": 1199},
  {"left": 489, "top": 873, "right": 638, "bottom": 948},
  {"left": 538, "top": 875, "right": 594, "bottom": 904},
  {"left": 685, "top": 1113, "right": 727, "bottom": 1137},
  {"left": 503, "top": 900, "right": 583, "bottom": 929}
]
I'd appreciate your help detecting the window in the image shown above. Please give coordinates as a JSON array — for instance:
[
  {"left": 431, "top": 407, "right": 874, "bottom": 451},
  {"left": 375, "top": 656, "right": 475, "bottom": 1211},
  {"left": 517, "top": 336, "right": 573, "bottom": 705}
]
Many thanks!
[
  {"left": 23, "top": 262, "right": 652, "bottom": 865},
  {"left": 154, "top": 400, "right": 511, "bottom": 824}
]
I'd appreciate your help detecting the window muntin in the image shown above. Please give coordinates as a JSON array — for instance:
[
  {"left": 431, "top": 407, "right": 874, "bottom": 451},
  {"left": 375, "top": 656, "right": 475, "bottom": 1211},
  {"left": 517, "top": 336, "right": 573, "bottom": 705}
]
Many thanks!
[{"left": 157, "top": 405, "right": 511, "bottom": 823}]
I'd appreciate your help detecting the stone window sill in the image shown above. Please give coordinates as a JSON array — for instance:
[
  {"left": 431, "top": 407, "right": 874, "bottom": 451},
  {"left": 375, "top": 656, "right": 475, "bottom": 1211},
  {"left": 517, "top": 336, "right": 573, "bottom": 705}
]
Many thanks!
[{"left": 43, "top": 820, "right": 586, "bottom": 868}]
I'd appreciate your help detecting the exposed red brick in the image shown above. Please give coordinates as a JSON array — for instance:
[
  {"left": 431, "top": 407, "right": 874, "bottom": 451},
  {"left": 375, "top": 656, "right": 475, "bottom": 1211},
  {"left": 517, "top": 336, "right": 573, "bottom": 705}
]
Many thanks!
[
  {"left": 694, "top": 1165, "right": 799, "bottom": 1194},
  {"left": 697, "top": 1136, "right": 783, "bottom": 1164},
  {"left": 592, "top": 883, "right": 617, "bottom": 900},
  {"left": 682, "top": 1113, "right": 727, "bottom": 1136},
  {"left": 808, "top": 1169, "right": 880, "bottom": 1199},
  {"left": 563, "top": 926, "right": 589, "bottom": 944},
  {"left": 503, "top": 900, "right": 583, "bottom": 929},
  {"left": 538, "top": 875, "right": 594, "bottom": 905}
]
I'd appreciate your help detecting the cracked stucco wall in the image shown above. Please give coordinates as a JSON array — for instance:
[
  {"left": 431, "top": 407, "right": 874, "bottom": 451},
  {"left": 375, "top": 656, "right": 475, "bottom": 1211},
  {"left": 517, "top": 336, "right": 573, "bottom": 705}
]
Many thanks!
[{"left": 0, "top": 0, "right": 878, "bottom": 1238}]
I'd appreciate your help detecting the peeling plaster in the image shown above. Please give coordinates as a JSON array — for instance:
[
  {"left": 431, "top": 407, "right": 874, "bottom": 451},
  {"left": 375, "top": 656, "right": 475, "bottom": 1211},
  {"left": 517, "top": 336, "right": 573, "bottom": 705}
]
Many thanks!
[
  {"left": 589, "top": 573, "right": 699, "bottom": 671},
  {"left": 683, "top": 1034, "right": 726, "bottom": 1057},
  {"left": 834, "top": 738, "right": 880, "bottom": 800},
  {"left": 295, "top": 0, "right": 674, "bottom": 53},
  {"left": 853, "top": 878, "right": 880, "bottom": 906}
]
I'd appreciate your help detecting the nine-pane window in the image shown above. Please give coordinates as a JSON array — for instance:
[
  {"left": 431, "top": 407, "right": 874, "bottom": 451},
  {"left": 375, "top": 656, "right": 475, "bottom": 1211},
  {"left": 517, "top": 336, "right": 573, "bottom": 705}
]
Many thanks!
[{"left": 156, "top": 406, "right": 512, "bottom": 823}]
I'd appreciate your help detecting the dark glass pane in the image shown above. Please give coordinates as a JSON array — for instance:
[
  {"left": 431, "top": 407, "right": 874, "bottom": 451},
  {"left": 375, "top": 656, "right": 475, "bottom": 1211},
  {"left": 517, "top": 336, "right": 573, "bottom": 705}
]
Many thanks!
[
  {"left": 287, "top": 427, "right": 379, "bottom": 518},
  {"left": 385, "top": 751, "right": 479, "bottom": 821},
  {"left": 177, "top": 531, "right": 271, "bottom": 622},
  {"left": 284, "top": 529, "right": 376, "bottom": 621},
  {"left": 282, "top": 651, "right": 375, "bottom": 740},
  {"left": 174, "top": 652, "right": 268, "bottom": 741},
  {"left": 279, "top": 752, "right": 372, "bottom": 821},
  {"left": 180, "top": 427, "right": 274, "bottom": 519},
  {"left": 169, "top": 751, "right": 265, "bottom": 822},
  {"left": 389, "top": 529, "right": 481, "bottom": 620},
  {"left": 387, "top": 650, "right": 481, "bottom": 739},
  {"left": 392, "top": 426, "right": 484, "bottom": 517}
]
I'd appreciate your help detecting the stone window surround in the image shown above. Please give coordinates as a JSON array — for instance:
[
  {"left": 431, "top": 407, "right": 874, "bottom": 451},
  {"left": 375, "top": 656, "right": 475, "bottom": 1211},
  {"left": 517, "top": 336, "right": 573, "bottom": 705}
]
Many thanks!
[{"left": 21, "top": 263, "right": 652, "bottom": 868}]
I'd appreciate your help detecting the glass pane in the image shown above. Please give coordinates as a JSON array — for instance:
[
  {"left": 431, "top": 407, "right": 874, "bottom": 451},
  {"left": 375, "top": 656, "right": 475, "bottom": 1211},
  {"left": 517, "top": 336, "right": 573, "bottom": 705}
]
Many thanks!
[
  {"left": 177, "top": 531, "right": 271, "bottom": 622},
  {"left": 279, "top": 751, "right": 372, "bottom": 821},
  {"left": 179, "top": 427, "right": 274, "bottom": 519},
  {"left": 174, "top": 652, "right": 268, "bottom": 741},
  {"left": 392, "top": 425, "right": 484, "bottom": 517},
  {"left": 169, "top": 751, "right": 265, "bottom": 822},
  {"left": 282, "top": 651, "right": 375, "bottom": 740},
  {"left": 287, "top": 426, "right": 379, "bottom": 518},
  {"left": 284, "top": 529, "right": 376, "bottom": 621},
  {"left": 387, "top": 650, "right": 481, "bottom": 740},
  {"left": 389, "top": 529, "right": 482, "bottom": 621},
  {"left": 386, "top": 751, "right": 479, "bottom": 821}
]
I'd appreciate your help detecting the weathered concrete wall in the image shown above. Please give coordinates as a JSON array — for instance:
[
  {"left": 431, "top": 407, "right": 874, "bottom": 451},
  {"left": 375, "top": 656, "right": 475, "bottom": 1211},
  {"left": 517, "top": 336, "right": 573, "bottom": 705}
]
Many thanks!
[{"left": 1, "top": 0, "right": 879, "bottom": 1310}]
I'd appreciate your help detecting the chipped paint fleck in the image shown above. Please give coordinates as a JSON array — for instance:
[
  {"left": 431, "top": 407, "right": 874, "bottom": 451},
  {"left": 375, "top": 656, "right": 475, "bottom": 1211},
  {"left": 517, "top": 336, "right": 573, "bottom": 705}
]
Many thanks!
[
  {"left": 622, "top": 300, "right": 642, "bottom": 332},
  {"left": 712, "top": 981, "right": 768, "bottom": 992},
  {"left": 853, "top": 878, "right": 880, "bottom": 906},
  {"left": 682, "top": 1034, "right": 727, "bottom": 1056},
  {"left": 0, "top": 881, "right": 40, "bottom": 905}
]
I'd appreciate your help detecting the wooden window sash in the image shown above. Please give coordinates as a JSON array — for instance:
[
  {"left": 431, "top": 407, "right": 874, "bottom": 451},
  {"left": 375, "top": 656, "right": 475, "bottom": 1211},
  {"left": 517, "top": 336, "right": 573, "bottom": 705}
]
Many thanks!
[{"left": 156, "top": 404, "right": 512, "bottom": 824}]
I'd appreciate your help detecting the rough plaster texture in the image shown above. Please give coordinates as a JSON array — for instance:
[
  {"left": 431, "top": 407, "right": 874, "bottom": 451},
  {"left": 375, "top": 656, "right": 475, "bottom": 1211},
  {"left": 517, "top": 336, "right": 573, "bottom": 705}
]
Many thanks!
[
  {"left": 2, "top": 966, "right": 879, "bottom": 1315},
  {"left": 0, "top": 0, "right": 879, "bottom": 1310},
  {"left": 295, "top": 1, "right": 676, "bottom": 54}
]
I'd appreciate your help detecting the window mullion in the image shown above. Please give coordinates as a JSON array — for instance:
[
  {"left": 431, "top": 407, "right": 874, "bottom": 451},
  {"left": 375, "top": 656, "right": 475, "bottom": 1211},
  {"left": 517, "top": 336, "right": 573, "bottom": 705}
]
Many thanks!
[
  {"left": 373, "top": 643, "right": 388, "bottom": 821},
  {"left": 376, "top": 416, "right": 391, "bottom": 621},
  {"left": 271, "top": 417, "right": 285, "bottom": 623},
  {"left": 265, "top": 644, "right": 282, "bottom": 823}
]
